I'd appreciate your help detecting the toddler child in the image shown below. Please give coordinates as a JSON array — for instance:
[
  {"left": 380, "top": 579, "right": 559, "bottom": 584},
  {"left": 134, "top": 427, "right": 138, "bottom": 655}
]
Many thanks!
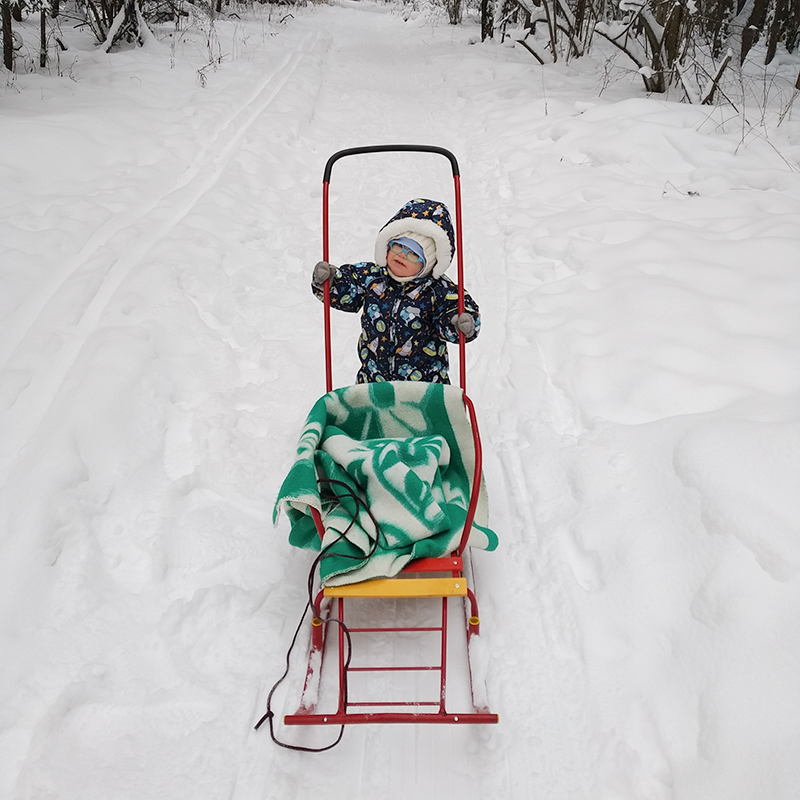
[{"left": 311, "top": 198, "right": 480, "bottom": 384}]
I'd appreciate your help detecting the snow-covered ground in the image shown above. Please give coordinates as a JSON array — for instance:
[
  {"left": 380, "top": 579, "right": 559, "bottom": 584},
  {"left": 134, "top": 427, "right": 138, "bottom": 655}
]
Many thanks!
[{"left": 2, "top": 3, "right": 800, "bottom": 798}]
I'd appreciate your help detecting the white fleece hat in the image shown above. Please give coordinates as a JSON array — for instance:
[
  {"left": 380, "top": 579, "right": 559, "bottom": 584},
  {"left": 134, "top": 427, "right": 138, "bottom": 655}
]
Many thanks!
[
  {"left": 386, "top": 232, "right": 437, "bottom": 283},
  {"left": 375, "top": 199, "right": 455, "bottom": 278}
]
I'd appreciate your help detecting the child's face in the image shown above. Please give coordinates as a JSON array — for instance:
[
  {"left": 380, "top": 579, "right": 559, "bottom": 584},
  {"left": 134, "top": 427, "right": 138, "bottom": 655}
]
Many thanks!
[{"left": 387, "top": 247, "right": 423, "bottom": 278}]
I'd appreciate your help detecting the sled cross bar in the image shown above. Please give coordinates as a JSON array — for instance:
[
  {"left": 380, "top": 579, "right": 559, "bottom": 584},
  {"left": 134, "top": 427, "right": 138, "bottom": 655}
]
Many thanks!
[
  {"left": 285, "top": 712, "right": 499, "bottom": 725},
  {"left": 324, "top": 577, "right": 467, "bottom": 599},
  {"left": 401, "top": 556, "right": 462, "bottom": 572}
]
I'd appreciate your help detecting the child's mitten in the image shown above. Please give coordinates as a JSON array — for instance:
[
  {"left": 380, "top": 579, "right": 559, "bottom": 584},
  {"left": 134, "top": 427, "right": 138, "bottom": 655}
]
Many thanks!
[
  {"left": 451, "top": 312, "right": 475, "bottom": 337},
  {"left": 312, "top": 261, "right": 333, "bottom": 287}
]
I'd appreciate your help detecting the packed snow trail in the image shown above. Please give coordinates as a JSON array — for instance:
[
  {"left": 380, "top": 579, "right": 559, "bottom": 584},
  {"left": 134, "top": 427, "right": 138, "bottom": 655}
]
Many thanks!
[{"left": 2, "top": 4, "right": 800, "bottom": 800}]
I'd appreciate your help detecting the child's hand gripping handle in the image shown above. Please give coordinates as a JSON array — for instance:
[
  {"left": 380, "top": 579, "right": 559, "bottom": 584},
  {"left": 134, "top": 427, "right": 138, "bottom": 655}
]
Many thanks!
[
  {"left": 452, "top": 312, "right": 475, "bottom": 338},
  {"left": 312, "top": 261, "right": 333, "bottom": 288}
]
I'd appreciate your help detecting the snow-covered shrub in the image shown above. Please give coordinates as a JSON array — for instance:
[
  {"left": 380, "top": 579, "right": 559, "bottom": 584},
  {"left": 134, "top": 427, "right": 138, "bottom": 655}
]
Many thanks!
[
  {"left": 498, "top": 0, "right": 799, "bottom": 101},
  {"left": 494, "top": 0, "right": 594, "bottom": 62}
]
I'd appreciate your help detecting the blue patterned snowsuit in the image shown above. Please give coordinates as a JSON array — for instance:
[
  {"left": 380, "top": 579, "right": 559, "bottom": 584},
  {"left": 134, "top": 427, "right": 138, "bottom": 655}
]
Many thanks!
[{"left": 312, "top": 199, "right": 481, "bottom": 384}]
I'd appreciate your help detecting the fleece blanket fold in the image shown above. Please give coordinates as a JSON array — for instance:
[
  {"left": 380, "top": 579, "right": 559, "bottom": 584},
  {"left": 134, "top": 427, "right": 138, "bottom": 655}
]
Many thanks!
[{"left": 274, "top": 382, "right": 497, "bottom": 586}]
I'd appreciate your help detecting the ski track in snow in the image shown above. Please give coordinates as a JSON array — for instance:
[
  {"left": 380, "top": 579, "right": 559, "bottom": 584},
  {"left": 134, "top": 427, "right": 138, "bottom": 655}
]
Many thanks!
[
  {"left": 2, "top": 4, "right": 800, "bottom": 800},
  {"left": 0, "top": 37, "right": 318, "bottom": 482}
]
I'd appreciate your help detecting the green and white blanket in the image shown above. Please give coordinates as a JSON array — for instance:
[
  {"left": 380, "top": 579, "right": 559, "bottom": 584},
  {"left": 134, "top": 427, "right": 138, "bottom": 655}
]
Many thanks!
[{"left": 274, "top": 382, "right": 497, "bottom": 586}]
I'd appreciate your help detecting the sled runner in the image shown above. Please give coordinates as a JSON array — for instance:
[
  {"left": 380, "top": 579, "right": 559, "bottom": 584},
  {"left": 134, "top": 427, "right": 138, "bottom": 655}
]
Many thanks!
[{"left": 271, "top": 146, "right": 498, "bottom": 732}]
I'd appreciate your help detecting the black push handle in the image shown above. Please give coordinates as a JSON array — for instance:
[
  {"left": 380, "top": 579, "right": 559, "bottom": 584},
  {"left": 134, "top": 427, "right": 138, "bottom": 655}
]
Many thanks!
[
  {"left": 321, "top": 143, "right": 467, "bottom": 393},
  {"left": 323, "top": 145, "right": 460, "bottom": 183}
]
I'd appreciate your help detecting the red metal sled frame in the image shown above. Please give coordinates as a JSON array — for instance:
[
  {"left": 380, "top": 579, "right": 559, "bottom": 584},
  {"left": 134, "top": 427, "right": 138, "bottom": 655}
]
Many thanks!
[
  {"left": 285, "top": 145, "right": 497, "bottom": 727},
  {"left": 320, "top": 144, "right": 469, "bottom": 395}
]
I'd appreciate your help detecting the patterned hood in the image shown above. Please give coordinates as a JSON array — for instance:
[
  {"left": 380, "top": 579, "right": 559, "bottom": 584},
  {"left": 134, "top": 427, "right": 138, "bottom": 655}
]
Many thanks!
[{"left": 374, "top": 198, "right": 456, "bottom": 279}]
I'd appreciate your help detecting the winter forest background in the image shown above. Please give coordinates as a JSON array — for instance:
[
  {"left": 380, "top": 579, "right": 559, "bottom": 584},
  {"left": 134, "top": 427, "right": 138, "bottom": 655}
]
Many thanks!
[
  {"left": 3, "top": 0, "right": 800, "bottom": 97},
  {"left": 2, "top": 0, "right": 800, "bottom": 797}
]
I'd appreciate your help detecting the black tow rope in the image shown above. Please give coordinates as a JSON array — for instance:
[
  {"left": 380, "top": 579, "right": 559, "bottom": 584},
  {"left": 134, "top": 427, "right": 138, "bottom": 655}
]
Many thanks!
[
  {"left": 254, "top": 479, "right": 382, "bottom": 752},
  {"left": 253, "top": 605, "right": 349, "bottom": 753}
]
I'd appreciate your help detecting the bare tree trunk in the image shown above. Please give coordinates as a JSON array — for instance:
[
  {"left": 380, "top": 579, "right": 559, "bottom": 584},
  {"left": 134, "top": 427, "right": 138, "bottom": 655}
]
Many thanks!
[
  {"left": 1, "top": 0, "right": 13, "bottom": 70},
  {"left": 728, "top": 0, "right": 768, "bottom": 64},
  {"left": 639, "top": 11, "right": 667, "bottom": 92},
  {"left": 704, "top": 0, "right": 729, "bottom": 58},
  {"left": 662, "top": 2, "right": 683, "bottom": 68},
  {"left": 481, "top": 0, "right": 493, "bottom": 40},
  {"left": 542, "top": 0, "right": 558, "bottom": 61},
  {"left": 701, "top": 48, "right": 733, "bottom": 103},
  {"left": 447, "top": 0, "right": 462, "bottom": 25},
  {"left": 741, "top": 0, "right": 770, "bottom": 60},
  {"left": 40, "top": 0, "right": 46, "bottom": 67},
  {"left": 765, "top": 0, "right": 788, "bottom": 63},
  {"left": 101, "top": 0, "right": 152, "bottom": 50}
]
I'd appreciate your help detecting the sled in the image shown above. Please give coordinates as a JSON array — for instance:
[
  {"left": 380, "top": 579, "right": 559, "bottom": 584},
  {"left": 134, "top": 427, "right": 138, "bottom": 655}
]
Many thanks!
[{"left": 282, "top": 145, "right": 498, "bottom": 727}]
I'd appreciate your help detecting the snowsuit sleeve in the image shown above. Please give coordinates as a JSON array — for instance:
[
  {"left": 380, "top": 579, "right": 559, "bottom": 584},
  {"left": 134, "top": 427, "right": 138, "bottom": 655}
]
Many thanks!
[
  {"left": 311, "top": 263, "right": 369, "bottom": 313},
  {"left": 432, "top": 279, "right": 481, "bottom": 344}
]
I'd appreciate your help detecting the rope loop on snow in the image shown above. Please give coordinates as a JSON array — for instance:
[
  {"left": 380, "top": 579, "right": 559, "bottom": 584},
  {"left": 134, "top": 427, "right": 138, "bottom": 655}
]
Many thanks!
[{"left": 254, "top": 480, "right": 382, "bottom": 752}]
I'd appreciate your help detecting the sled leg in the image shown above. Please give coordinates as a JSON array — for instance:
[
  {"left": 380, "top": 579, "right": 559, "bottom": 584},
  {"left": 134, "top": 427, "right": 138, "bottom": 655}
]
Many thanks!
[{"left": 293, "top": 591, "right": 328, "bottom": 715}]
